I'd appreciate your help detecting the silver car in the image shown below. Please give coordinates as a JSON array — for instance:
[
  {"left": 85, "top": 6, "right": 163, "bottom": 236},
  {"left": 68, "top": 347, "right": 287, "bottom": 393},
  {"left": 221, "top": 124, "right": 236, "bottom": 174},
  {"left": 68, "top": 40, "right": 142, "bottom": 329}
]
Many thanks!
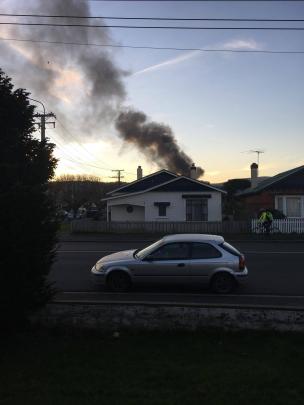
[{"left": 91, "top": 234, "right": 248, "bottom": 294}]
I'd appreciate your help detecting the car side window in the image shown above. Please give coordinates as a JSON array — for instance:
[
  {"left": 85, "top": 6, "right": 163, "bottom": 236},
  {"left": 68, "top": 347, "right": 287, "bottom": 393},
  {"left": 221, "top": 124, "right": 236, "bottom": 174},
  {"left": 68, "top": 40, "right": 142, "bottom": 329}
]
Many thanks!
[
  {"left": 191, "top": 243, "right": 222, "bottom": 259},
  {"left": 148, "top": 243, "right": 190, "bottom": 260}
]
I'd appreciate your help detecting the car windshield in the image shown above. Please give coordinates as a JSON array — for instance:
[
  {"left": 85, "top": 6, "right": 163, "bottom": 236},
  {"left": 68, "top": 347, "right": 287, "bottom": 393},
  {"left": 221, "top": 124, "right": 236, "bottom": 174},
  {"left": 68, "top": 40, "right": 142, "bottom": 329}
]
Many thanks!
[{"left": 135, "top": 240, "right": 163, "bottom": 260}]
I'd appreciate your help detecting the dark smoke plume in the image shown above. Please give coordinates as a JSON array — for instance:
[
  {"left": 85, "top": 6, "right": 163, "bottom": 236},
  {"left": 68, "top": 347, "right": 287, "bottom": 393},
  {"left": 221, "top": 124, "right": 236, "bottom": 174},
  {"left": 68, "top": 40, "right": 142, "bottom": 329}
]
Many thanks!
[
  {"left": 5, "top": 0, "right": 126, "bottom": 132},
  {"left": 2, "top": 0, "right": 204, "bottom": 176},
  {"left": 116, "top": 110, "right": 204, "bottom": 178}
]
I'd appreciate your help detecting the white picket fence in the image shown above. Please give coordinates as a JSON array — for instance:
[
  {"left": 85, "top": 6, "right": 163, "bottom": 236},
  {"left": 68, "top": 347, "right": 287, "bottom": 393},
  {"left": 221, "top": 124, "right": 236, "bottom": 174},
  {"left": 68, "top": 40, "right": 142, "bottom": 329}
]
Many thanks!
[
  {"left": 70, "top": 218, "right": 304, "bottom": 234},
  {"left": 251, "top": 218, "right": 304, "bottom": 234},
  {"left": 71, "top": 219, "right": 250, "bottom": 234}
]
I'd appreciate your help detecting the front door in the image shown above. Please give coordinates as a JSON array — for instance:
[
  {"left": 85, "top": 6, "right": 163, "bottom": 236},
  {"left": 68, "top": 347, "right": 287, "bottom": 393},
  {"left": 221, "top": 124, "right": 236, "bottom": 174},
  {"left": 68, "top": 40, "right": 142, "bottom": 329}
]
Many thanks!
[{"left": 130, "top": 242, "right": 191, "bottom": 284}]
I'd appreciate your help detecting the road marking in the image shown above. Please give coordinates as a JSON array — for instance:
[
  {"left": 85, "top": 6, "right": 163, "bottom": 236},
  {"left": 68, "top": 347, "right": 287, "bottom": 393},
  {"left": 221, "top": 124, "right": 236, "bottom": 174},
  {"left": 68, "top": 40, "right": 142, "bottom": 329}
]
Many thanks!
[
  {"left": 245, "top": 251, "right": 304, "bottom": 254},
  {"left": 60, "top": 291, "right": 304, "bottom": 299},
  {"left": 58, "top": 250, "right": 117, "bottom": 253},
  {"left": 57, "top": 250, "right": 304, "bottom": 254}
]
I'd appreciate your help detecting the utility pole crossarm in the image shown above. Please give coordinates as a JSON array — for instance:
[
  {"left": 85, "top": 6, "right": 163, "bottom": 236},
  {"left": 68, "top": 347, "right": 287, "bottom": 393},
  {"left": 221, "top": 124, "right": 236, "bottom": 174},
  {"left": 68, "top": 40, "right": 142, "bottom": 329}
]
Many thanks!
[
  {"left": 111, "top": 169, "right": 125, "bottom": 185},
  {"left": 28, "top": 97, "right": 56, "bottom": 142}
]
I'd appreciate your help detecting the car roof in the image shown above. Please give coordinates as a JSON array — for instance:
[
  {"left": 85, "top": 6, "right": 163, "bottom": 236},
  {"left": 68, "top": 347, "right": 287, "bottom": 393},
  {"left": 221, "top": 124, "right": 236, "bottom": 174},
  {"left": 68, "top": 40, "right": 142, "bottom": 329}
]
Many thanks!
[{"left": 162, "top": 234, "right": 224, "bottom": 244}]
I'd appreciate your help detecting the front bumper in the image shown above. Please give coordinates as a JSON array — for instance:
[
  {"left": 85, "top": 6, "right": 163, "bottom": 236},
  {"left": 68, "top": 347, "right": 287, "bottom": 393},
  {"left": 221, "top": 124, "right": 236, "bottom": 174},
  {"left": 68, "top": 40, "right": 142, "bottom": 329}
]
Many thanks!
[{"left": 91, "top": 266, "right": 106, "bottom": 286}]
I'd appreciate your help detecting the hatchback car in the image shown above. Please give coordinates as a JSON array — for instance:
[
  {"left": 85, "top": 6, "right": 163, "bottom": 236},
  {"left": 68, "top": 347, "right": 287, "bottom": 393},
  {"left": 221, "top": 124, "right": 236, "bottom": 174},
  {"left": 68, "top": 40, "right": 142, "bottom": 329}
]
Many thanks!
[{"left": 91, "top": 234, "right": 248, "bottom": 294}]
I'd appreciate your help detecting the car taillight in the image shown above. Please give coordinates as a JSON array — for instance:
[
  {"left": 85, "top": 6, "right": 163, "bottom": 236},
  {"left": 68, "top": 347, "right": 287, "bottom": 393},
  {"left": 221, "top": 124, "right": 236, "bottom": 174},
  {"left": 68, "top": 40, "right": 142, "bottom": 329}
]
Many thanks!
[{"left": 239, "top": 255, "right": 245, "bottom": 270}]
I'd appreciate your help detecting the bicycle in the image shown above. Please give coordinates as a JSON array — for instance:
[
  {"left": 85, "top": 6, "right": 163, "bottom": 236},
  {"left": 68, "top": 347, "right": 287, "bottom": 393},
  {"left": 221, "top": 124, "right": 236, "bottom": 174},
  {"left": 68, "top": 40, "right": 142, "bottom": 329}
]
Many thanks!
[{"left": 252, "top": 221, "right": 281, "bottom": 234}]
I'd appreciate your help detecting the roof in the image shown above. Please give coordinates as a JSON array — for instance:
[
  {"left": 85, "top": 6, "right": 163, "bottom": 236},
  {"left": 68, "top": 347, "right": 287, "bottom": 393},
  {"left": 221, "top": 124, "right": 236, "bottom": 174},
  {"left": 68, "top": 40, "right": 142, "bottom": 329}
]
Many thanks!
[
  {"left": 238, "top": 165, "right": 304, "bottom": 197},
  {"left": 107, "top": 170, "right": 177, "bottom": 195},
  {"left": 163, "top": 234, "right": 224, "bottom": 244},
  {"left": 103, "top": 175, "right": 226, "bottom": 202},
  {"left": 151, "top": 176, "right": 226, "bottom": 193}
]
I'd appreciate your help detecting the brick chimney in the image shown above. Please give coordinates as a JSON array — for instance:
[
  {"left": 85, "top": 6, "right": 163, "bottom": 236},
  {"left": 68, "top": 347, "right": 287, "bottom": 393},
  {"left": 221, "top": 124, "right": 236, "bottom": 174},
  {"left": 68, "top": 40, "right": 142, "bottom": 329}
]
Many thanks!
[
  {"left": 190, "top": 163, "right": 197, "bottom": 179},
  {"left": 250, "top": 163, "right": 258, "bottom": 188},
  {"left": 137, "top": 165, "right": 143, "bottom": 180}
]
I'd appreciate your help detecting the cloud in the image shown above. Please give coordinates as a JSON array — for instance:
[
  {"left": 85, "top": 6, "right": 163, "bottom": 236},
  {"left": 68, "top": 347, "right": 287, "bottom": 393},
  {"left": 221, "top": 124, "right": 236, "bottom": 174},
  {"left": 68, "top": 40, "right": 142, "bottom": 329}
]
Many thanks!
[
  {"left": 205, "top": 170, "right": 220, "bottom": 177},
  {"left": 221, "top": 39, "right": 261, "bottom": 51},
  {"left": 132, "top": 50, "right": 200, "bottom": 76}
]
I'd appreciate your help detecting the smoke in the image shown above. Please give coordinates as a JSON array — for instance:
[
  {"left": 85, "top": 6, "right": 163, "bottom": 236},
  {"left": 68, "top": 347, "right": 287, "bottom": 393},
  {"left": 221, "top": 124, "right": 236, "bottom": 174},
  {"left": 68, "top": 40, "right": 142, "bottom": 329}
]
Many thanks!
[
  {"left": 2, "top": 0, "right": 204, "bottom": 176},
  {"left": 116, "top": 109, "right": 204, "bottom": 177},
  {"left": 5, "top": 0, "right": 126, "bottom": 132}
]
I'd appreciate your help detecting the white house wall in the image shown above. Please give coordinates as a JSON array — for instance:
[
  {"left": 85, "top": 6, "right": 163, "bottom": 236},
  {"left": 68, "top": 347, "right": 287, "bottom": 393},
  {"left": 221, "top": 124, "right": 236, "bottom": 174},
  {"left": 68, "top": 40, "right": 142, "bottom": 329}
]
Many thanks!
[
  {"left": 110, "top": 204, "right": 145, "bottom": 221},
  {"left": 108, "top": 191, "right": 222, "bottom": 222}
]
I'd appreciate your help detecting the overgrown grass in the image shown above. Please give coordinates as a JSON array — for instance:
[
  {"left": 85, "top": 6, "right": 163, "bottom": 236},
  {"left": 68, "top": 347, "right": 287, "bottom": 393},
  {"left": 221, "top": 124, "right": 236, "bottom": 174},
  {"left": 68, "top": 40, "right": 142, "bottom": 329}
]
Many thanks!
[{"left": 1, "top": 328, "right": 303, "bottom": 405}]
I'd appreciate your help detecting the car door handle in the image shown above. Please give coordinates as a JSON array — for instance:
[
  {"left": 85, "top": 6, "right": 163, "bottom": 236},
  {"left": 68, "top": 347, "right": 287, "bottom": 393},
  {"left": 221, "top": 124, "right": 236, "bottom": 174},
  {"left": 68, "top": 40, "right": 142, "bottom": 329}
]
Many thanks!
[{"left": 177, "top": 263, "right": 185, "bottom": 267}]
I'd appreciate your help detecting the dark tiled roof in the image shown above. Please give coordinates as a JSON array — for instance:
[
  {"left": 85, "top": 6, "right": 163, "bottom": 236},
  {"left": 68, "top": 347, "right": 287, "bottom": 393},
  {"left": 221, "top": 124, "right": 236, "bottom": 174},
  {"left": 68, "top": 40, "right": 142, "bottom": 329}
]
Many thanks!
[
  {"left": 152, "top": 177, "right": 225, "bottom": 193},
  {"left": 109, "top": 170, "right": 177, "bottom": 194},
  {"left": 238, "top": 165, "right": 304, "bottom": 196}
]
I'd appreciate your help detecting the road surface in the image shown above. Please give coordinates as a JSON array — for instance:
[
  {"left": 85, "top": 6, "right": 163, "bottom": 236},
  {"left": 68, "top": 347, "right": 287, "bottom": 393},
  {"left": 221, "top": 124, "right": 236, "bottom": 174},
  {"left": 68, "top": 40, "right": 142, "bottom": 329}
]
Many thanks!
[{"left": 51, "top": 238, "right": 304, "bottom": 306}]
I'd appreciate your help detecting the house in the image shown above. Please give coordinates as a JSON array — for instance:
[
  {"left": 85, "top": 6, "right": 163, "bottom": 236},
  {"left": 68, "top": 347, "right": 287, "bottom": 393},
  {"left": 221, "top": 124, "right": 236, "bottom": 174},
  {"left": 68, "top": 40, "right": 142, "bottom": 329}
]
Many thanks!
[
  {"left": 238, "top": 164, "right": 304, "bottom": 218},
  {"left": 103, "top": 166, "right": 226, "bottom": 222}
]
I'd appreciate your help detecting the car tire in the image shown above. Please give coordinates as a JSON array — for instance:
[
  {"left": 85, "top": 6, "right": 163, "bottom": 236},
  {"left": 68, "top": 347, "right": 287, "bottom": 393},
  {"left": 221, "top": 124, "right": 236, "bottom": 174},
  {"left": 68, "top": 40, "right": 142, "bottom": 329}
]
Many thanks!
[
  {"left": 210, "top": 272, "right": 236, "bottom": 294},
  {"left": 106, "top": 271, "right": 132, "bottom": 292}
]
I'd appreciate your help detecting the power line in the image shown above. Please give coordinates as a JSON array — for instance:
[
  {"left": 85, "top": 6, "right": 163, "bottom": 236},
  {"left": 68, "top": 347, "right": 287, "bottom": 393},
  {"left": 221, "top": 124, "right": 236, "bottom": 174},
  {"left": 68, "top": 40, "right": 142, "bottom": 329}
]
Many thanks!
[
  {"left": 1, "top": 13, "right": 304, "bottom": 22},
  {"left": 56, "top": 118, "right": 112, "bottom": 169},
  {"left": 1, "top": 36, "right": 304, "bottom": 54},
  {"left": 51, "top": 122, "right": 136, "bottom": 177},
  {"left": 1, "top": 22, "right": 304, "bottom": 30}
]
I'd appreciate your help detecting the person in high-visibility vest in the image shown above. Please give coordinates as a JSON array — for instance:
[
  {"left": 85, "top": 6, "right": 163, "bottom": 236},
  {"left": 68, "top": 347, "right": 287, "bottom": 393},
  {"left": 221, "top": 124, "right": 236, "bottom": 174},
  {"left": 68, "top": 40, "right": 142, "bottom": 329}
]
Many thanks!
[{"left": 258, "top": 208, "right": 273, "bottom": 234}]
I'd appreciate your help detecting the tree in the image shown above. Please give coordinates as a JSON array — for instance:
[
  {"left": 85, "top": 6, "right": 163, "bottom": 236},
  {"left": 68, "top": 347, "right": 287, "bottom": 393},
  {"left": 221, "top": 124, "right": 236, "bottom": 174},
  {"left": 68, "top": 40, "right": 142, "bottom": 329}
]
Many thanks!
[
  {"left": 0, "top": 69, "right": 58, "bottom": 327},
  {"left": 222, "top": 179, "right": 251, "bottom": 219}
]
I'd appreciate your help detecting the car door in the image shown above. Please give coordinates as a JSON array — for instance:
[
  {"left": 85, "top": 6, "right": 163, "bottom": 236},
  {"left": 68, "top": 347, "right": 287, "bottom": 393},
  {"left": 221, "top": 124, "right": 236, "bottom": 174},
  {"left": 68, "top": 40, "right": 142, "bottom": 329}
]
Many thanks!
[
  {"left": 189, "top": 242, "right": 224, "bottom": 283},
  {"left": 130, "top": 242, "right": 191, "bottom": 284}
]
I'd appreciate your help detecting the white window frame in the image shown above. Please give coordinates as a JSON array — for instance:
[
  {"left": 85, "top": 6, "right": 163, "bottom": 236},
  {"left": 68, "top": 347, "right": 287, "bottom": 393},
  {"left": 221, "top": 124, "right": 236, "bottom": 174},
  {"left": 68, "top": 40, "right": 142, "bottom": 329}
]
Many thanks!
[{"left": 275, "top": 195, "right": 304, "bottom": 218}]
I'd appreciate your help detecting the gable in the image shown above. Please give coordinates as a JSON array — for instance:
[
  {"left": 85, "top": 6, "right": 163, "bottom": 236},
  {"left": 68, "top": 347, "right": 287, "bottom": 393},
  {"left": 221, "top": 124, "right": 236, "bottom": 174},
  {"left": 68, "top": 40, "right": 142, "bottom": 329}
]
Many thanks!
[
  {"left": 269, "top": 168, "right": 304, "bottom": 190},
  {"left": 239, "top": 165, "right": 304, "bottom": 197},
  {"left": 152, "top": 177, "right": 221, "bottom": 193},
  {"left": 111, "top": 171, "right": 177, "bottom": 194}
]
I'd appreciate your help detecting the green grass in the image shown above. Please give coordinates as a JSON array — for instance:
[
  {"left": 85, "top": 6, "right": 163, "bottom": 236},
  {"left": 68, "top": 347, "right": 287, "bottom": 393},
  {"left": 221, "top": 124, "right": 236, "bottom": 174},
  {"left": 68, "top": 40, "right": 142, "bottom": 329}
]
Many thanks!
[{"left": 1, "top": 328, "right": 304, "bottom": 405}]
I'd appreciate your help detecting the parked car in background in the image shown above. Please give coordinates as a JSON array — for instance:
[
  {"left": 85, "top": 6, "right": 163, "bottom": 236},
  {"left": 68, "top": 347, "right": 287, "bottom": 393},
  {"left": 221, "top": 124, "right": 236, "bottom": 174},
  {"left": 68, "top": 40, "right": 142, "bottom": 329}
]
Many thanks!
[{"left": 91, "top": 234, "right": 248, "bottom": 294}]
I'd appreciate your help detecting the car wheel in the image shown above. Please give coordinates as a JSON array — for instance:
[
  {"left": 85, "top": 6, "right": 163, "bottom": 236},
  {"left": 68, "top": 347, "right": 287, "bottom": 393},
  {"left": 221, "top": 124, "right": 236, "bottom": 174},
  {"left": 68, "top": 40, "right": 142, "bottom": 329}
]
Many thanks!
[
  {"left": 210, "top": 272, "right": 236, "bottom": 294},
  {"left": 107, "top": 271, "right": 132, "bottom": 292}
]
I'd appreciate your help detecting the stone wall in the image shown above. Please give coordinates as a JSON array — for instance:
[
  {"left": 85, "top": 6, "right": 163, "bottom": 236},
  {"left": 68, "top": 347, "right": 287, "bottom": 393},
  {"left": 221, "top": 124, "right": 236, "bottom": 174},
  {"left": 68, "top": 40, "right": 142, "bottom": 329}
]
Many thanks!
[{"left": 33, "top": 302, "right": 304, "bottom": 332}]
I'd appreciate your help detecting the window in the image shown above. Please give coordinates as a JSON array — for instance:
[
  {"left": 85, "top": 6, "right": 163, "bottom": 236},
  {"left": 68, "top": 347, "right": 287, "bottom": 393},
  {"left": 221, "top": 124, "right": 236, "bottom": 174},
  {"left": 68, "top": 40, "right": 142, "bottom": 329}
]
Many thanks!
[
  {"left": 276, "top": 196, "right": 283, "bottom": 213},
  {"left": 148, "top": 243, "right": 190, "bottom": 260},
  {"left": 286, "top": 197, "right": 301, "bottom": 217},
  {"left": 220, "top": 242, "right": 241, "bottom": 257},
  {"left": 275, "top": 195, "right": 303, "bottom": 217},
  {"left": 158, "top": 205, "right": 167, "bottom": 216},
  {"left": 191, "top": 243, "right": 222, "bottom": 259},
  {"left": 186, "top": 199, "right": 208, "bottom": 221},
  {"left": 154, "top": 202, "right": 170, "bottom": 217}
]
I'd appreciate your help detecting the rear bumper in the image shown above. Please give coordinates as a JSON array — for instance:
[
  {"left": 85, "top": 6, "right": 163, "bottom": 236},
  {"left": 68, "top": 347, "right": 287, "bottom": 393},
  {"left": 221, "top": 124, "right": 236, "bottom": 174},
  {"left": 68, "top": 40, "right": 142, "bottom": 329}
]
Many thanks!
[{"left": 234, "top": 267, "right": 248, "bottom": 284}]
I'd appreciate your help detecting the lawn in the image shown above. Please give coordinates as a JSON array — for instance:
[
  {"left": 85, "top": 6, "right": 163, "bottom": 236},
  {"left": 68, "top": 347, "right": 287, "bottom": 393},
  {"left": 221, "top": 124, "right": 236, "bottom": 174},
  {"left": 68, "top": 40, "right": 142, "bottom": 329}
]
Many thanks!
[{"left": 0, "top": 328, "right": 303, "bottom": 405}]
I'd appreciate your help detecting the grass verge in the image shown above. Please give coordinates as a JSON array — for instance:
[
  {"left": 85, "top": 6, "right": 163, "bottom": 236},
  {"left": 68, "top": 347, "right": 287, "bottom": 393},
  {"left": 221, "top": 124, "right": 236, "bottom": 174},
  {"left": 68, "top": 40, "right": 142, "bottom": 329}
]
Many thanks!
[{"left": 1, "top": 328, "right": 303, "bottom": 405}]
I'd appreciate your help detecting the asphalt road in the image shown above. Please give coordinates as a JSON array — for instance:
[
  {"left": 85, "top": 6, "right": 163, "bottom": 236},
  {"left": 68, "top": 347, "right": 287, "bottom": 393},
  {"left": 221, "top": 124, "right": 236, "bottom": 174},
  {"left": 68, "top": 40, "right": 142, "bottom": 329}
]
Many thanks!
[{"left": 51, "top": 238, "right": 304, "bottom": 306}]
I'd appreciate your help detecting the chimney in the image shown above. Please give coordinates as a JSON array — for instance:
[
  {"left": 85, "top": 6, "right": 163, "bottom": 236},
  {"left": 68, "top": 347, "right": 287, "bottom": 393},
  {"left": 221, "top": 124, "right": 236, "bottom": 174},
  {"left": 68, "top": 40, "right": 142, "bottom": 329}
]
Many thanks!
[
  {"left": 137, "top": 165, "right": 143, "bottom": 180},
  {"left": 190, "top": 163, "right": 197, "bottom": 179},
  {"left": 250, "top": 163, "right": 259, "bottom": 188}
]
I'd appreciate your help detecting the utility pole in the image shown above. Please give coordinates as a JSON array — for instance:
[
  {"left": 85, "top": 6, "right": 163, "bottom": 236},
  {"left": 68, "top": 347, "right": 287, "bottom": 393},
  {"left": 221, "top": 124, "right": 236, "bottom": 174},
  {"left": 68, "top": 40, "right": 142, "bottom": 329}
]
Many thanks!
[
  {"left": 111, "top": 169, "right": 124, "bottom": 185},
  {"left": 28, "top": 97, "right": 56, "bottom": 142},
  {"left": 34, "top": 112, "right": 56, "bottom": 142}
]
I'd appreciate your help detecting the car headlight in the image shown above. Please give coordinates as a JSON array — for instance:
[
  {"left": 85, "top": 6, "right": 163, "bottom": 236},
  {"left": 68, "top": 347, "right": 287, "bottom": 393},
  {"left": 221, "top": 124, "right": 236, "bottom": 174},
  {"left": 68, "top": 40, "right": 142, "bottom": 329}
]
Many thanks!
[{"left": 94, "top": 262, "right": 106, "bottom": 273}]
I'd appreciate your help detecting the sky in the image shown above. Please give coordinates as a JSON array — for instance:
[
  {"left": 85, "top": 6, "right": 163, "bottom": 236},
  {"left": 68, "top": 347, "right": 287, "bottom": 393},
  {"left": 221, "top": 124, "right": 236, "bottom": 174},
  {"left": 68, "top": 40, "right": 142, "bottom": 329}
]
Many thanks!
[{"left": 0, "top": 0, "right": 304, "bottom": 183}]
